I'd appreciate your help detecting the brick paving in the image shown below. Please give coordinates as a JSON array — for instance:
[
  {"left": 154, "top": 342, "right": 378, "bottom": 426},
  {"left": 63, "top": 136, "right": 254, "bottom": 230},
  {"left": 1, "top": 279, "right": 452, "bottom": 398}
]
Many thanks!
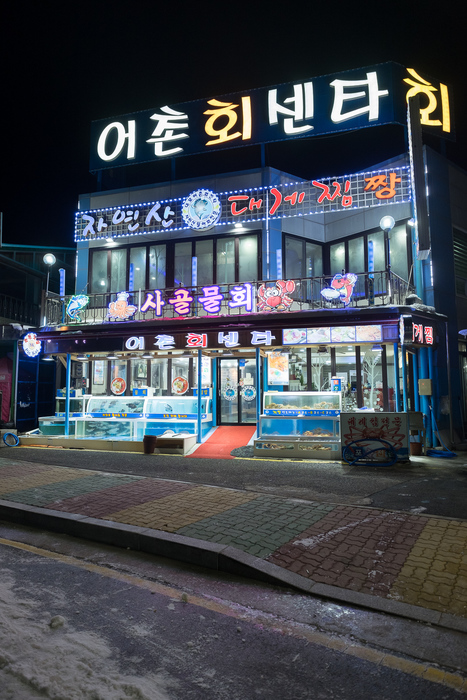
[{"left": 0, "top": 457, "right": 466, "bottom": 619}]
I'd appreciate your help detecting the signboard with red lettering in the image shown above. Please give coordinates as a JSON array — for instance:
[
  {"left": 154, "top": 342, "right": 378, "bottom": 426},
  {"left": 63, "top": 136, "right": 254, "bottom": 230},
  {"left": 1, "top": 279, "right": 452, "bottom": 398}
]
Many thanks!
[
  {"left": 75, "top": 167, "right": 411, "bottom": 241},
  {"left": 399, "top": 315, "right": 437, "bottom": 347},
  {"left": 341, "top": 412, "right": 409, "bottom": 463}
]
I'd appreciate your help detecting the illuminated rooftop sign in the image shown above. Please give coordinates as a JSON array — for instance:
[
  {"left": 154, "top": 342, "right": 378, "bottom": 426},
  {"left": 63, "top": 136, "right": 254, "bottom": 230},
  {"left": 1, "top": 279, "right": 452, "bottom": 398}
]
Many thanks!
[
  {"left": 89, "top": 63, "right": 452, "bottom": 172},
  {"left": 75, "top": 166, "right": 411, "bottom": 241}
]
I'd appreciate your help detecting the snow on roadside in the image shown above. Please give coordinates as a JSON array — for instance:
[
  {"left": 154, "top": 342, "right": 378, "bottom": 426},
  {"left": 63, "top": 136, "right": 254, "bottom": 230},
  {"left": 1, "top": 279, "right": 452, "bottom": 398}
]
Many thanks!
[{"left": 0, "top": 572, "right": 174, "bottom": 700}]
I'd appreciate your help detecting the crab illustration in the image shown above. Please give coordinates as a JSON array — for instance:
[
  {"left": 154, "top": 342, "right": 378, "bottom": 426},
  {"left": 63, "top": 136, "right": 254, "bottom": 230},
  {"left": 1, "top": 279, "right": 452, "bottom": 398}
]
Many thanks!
[{"left": 257, "top": 280, "right": 295, "bottom": 312}]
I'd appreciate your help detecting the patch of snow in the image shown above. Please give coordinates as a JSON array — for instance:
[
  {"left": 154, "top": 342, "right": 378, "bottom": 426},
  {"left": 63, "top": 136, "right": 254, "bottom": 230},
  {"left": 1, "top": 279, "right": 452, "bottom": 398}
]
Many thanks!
[{"left": 0, "top": 573, "right": 174, "bottom": 699}]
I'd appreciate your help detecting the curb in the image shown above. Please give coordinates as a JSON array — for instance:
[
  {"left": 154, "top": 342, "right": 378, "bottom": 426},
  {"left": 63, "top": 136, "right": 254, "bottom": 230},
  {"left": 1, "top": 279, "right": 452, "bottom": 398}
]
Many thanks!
[{"left": 1, "top": 500, "right": 466, "bottom": 634}]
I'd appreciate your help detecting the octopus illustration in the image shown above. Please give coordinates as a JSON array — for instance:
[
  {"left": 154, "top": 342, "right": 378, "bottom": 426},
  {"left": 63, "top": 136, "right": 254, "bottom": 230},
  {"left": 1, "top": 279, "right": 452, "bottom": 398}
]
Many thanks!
[
  {"left": 321, "top": 273, "right": 358, "bottom": 306},
  {"left": 257, "top": 280, "right": 295, "bottom": 312},
  {"left": 107, "top": 291, "right": 137, "bottom": 320}
]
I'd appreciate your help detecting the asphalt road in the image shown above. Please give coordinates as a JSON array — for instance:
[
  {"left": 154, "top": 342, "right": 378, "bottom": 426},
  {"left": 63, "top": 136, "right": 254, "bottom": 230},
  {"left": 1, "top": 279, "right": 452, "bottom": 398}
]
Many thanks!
[
  {"left": 1, "top": 522, "right": 465, "bottom": 699},
  {"left": 1, "top": 446, "right": 466, "bottom": 519}
]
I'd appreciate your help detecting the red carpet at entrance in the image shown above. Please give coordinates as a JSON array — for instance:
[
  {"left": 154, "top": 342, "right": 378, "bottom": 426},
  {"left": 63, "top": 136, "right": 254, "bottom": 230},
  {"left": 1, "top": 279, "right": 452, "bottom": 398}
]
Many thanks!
[{"left": 187, "top": 426, "right": 256, "bottom": 459}]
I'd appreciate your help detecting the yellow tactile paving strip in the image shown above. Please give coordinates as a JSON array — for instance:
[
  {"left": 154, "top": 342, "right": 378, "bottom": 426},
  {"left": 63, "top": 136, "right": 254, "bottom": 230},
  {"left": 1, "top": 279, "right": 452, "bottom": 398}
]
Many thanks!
[
  {"left": 106, "top": 485, "right": 259, "bottom": 531},
  {"left": 0, "top": 468, "right": 95, "bottom": 495},
  {"left": 389, "top": 518, "right": 467, "bottom": 616}
]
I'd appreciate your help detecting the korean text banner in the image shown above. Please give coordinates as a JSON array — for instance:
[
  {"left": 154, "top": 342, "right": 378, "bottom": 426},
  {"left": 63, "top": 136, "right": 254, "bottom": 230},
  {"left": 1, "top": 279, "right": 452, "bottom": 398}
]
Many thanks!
[
  {"left": 75, "top": 166, "right": 411, "bottom": 241},
  {"left": 91, "top": 63, "right": 449, "bottom": 172}
]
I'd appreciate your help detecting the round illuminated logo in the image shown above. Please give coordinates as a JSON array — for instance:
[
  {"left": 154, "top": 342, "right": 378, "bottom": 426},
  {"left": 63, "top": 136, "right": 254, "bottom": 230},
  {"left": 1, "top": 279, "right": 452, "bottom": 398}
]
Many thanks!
[
  {"left": 23, "top": 332, "right": 41, "bottom": 358},
  {"left": 182, "top": 189, "right": 221, "bottom": 231}
]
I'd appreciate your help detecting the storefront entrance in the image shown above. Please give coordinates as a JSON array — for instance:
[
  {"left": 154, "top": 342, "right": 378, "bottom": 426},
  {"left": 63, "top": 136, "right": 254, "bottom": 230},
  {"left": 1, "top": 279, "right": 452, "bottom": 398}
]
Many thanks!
[{"left": 219, "top": 357, "right": 257, "bottom": 424}]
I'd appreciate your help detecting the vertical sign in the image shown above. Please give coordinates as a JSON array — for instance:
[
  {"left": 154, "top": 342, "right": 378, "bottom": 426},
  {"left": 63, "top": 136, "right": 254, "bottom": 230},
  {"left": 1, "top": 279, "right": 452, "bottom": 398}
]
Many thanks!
[
  {"left": 276, "top": 249, "right": 283, "bottom": 279},
  {"left": 59, "top": 268, "right": 66, "bottom": 297},
  {"left": 368, "top": 240, "right": 375, "bottom": 306},
  {"left": 408, "top": 95, "right": 430, "bottom": 260}
]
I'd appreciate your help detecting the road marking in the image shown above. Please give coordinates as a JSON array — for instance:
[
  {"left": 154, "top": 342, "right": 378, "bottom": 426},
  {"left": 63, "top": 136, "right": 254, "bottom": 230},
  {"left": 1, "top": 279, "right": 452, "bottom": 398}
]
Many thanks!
[{"left": 1, "top": 536, "right": 465, "bottom": 693}]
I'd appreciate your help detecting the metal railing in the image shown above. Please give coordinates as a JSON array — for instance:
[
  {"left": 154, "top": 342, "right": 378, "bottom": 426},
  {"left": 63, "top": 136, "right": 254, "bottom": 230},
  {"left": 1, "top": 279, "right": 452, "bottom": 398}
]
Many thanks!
[
  {"left": 44, "top": 270, "right": 414, "bottom": 328},
  {"left": 0, "top": 293, "right": 41, "bottom": 326}
]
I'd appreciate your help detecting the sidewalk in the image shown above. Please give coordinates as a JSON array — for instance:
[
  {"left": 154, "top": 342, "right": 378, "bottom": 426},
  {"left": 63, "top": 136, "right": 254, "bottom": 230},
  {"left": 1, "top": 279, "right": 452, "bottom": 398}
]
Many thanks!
[{"left": 0, "top": 454, "right": 466, "bottom": 632}]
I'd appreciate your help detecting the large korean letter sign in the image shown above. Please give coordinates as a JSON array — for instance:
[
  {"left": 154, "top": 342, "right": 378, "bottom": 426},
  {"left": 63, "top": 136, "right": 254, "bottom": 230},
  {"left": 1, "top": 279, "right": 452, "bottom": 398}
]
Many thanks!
[{"left": 90, "top": 63, "right": 453, "bottom": 171}]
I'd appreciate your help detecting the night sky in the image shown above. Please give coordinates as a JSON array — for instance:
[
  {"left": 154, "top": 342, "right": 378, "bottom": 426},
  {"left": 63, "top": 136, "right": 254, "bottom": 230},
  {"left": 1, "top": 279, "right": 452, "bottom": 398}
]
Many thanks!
[{"left": 2, "top": 1, "right": 466, "bottom": 249}]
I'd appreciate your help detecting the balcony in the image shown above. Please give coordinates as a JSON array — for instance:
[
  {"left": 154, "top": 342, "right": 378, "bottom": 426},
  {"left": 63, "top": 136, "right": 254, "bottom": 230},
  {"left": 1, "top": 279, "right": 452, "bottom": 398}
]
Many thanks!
[
  {"left": 43, "top": 270, "right": 414, "bottom": 328},
  {"left": 0, "top": 293, "right": 41, "bottom": 326}
]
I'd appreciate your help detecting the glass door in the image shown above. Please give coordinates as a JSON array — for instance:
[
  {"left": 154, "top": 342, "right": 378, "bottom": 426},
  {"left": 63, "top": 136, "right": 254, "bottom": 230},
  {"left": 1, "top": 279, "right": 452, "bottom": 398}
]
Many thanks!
[{"left": 219, "top": 358, "right": 257, "bottom": 424}]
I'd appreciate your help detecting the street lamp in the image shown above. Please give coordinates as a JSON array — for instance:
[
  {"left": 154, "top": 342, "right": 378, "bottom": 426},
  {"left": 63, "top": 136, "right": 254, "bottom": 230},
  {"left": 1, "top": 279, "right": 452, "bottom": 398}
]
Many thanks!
[
  {"left": 379, "top": 215, "right": 395, "bottom": 234},
  {"left": 41, "top": 253, "right": 56, "bottom": 326},
  {"left": 380, "top": 216, "right": 395, "bottom": 301},
  {"left": 43, "top": 253, "right": 56, "bottom": 297}
]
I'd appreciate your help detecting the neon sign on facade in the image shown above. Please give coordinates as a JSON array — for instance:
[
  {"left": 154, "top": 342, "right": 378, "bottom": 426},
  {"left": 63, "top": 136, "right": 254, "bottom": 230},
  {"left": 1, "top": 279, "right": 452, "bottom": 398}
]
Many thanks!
[
  {"left": 75, "top": 167, "right": 411, "bottom": 242},
  {"left": 90, "top": 64, "right": 452, "bottom": 171}
]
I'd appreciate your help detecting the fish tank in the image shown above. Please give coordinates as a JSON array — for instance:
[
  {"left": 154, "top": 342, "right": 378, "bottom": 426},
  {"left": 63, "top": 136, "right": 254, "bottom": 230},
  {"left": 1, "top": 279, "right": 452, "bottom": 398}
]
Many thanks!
[
  {"left": 43, "top": 392, "right": 213, "bottom": 441},
  {"left": 85, "top": 396, "right": 146, "bottom": 417},
  {"left": 258, "top": 415, "right": 340, "bottom": 439},
  {"left": 263, "top": 391, "right": 341, "bottom": 416},
  {"left": 55, "top": 395, "right": 90, "bottom": 418},
  {"left": 139, "top": 393, "right": 212, "bottom": 439}
]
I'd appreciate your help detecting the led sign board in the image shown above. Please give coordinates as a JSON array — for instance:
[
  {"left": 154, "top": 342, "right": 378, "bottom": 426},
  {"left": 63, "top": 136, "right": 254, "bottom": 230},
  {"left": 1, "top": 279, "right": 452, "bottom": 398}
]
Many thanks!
[
  {"left": 399, "top": 315, "right": 436, "bottom": 346},
  {"left": 89, "top": 63, "right": 452, "bottom": 171},
  {"left": 75, "top": 166, "right": 411, "bottom": 241}
]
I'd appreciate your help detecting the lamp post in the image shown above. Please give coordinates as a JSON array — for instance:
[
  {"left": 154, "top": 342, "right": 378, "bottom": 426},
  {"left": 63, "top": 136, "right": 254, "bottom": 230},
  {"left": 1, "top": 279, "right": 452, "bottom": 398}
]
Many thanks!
[
  {"left": 43, "top": 253, "right": 56, "bottom": 296},
  {"left": 380, "top": 215, "right": 395, "bottom": 272},
  {"left": 42, "top": 253, "right": 56, "bottom": 325}
]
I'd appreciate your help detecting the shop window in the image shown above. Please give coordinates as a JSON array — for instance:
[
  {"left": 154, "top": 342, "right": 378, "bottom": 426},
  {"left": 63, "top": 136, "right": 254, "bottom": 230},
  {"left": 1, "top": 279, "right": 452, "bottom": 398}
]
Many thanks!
[
  {"left": 174, "top": 242, "right": 192, "bottom": 287},
  {"left": 88, "top": 233, "right": 259, "bottom": 298},
  {"left": 238, "top": 235, "right": 258, "bottom": 281},
  {"left": 335, "top": 346, "right": 357, "bottom": 411},
  {"left": 171, "top": 356, "right": 191, "bottom": 395},
  {"left": 385, "top": 344, "right": 397, "bottom": 411},
  {"left": 91, "top": 360, "right": 107, "bottom": 395},
  {"left": 367, "top": 231, "right": 385, "bottom": 272},
  {"left": 217, "top": 238, "right": 236, "bottom": 284},
  {"left": 110, "top": 360, "right": 127, "bottom": 394},
  {"left": 288, "top": 349, "right": 307, "bottom": 391},
  {"left": 131, "top": 359, "right": 148, "bottom": 392},
  {"left": 150, "top": 358, "right": 168, "bottom": 395},
  {"left": 310, "top": 347, "right": 332, "bottom": 391},
  {"left": 110, "top": 249, "right": 126, "bottom": 293},
  {"left": 193, "top": 355, "right": 212, "bottom": 387},
  {"left": 389, "top": 225, "right": 409, "bottom": 280},
  {"left": 361, "top": 346, "right": 383, "bottom": 410},
  {"left": 195, "top": 239, "right": 213, "bottom": 287},
  {"left": 91, "top": 251, "right": 109, "bottom": 293},
  {"left": 129, "top": 247, "right": 147, "bottom": 291},
  {"left": 330, "top": 242, "right": 346, "bottom": 275},
  {"left": 285, "top": 236, "right": 323, "bottom": 279},
  {"left": 149, "top": 245, "right": 166, "bottom": 289},
  {"left": 348, "top": 237, "right": 364, "bottom": 273}
]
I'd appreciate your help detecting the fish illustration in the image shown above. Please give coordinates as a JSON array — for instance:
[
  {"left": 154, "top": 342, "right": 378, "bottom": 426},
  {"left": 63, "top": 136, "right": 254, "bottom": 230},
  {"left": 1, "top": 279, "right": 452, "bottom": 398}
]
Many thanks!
[{"left": 66, "top": 295, "right": 90, "bottom": 321}]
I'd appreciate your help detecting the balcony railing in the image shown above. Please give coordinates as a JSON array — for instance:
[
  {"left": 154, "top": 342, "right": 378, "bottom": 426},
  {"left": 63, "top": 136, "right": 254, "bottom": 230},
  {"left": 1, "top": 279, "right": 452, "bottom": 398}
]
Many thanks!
[
  {"left": 0, "top": 293, "right": 41, "bottom": 326},
  {"left": 44, "top": 270, "right": 414, "bottom": 328}
]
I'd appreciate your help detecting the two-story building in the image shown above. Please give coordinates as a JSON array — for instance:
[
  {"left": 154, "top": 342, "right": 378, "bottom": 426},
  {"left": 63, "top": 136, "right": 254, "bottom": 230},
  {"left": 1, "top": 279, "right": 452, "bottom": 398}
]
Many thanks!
[{"left": 25, "top": 63, "right": 465, "bottom": 453}]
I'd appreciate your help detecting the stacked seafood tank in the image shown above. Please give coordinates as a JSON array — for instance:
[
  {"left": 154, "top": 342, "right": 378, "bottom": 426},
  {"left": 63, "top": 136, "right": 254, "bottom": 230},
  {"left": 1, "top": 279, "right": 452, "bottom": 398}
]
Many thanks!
[{"left": 254, "top": 391, "right": 341, "bottom": 458}]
